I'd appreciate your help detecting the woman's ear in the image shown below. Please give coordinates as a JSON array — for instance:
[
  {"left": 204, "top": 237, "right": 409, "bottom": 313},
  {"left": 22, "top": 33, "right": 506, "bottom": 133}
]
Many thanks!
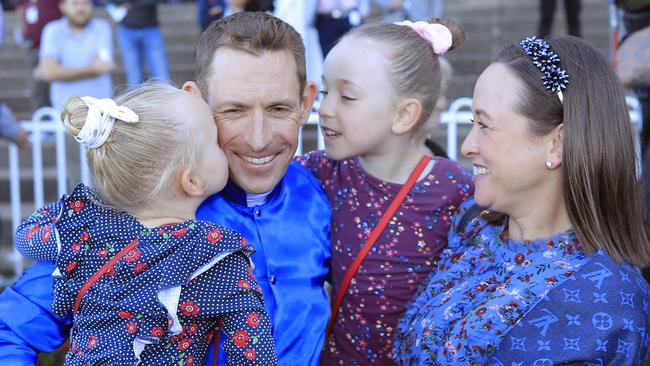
[
  {"left": 180, "top": 168, "right": 205, "bottom": 197},
  {"left": 392, "top": 98, "right": 422, "bottom": 135},
  {"left": 546, "top": 124, "right": 563, "bottom": 169}
]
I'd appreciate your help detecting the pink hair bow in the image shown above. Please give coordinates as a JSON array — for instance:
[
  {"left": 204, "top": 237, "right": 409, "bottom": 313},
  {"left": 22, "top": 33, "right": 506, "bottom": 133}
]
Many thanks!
[{"left": 394, "top": 20, "right": 453, "bottom": 55}]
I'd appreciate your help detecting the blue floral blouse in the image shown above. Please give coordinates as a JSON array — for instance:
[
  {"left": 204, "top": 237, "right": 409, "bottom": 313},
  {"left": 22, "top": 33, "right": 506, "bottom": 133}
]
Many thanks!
[{"left": 394, "top": 198, "right": 650, "bottom": 365}]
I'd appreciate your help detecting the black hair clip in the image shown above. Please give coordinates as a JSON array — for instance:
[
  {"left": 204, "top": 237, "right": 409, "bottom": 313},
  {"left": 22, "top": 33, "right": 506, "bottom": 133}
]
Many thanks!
[{"left": 519, "top": 37, "right": 569, "bottom": 102}]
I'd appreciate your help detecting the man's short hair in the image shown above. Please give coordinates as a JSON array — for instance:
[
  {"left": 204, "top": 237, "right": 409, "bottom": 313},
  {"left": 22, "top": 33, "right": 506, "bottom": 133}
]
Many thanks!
[{"left": 195, "top": 12, "right": 307, "bottom": 98}]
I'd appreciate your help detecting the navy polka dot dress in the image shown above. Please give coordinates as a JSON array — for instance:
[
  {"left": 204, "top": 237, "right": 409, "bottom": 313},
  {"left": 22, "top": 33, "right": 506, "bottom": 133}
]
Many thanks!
[{"left": 15, "top": 184, "right": 277, "bottom": 365}]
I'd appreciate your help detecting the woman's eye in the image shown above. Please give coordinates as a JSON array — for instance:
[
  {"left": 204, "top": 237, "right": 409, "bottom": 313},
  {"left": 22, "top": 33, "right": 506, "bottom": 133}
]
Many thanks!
[{"left": 471, "top": 118, "right": 489, "bottom": 129}]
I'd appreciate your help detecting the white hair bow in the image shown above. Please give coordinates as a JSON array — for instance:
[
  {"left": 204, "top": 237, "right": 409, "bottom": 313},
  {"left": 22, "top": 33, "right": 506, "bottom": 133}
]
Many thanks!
[{"left": 77, "top": 96, "right": 139, "bottom": 149}]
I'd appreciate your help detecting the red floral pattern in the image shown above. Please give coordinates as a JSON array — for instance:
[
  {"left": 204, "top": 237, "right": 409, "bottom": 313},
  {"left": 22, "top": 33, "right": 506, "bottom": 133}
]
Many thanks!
[
  {"left": 233, "top": 330, "right": 250, "bottom": 348},
  {"left": 177, "top": 338, "right": 193, "bottom": 351},
  {"left": 244, "top": 349, "right": 257, "bottom": 360},
  {"left": 70, "top": 200, "right": 84, "bottom": 212},
  {"left": 207, "top": 228, "right": 222, "bottom": 244},
  {"left": 246, "top": 312, "right": 260, "bottom": 328},
  {"left": 133, "top": 263, "right": 149, "bottom": 275},
  {"left": 124, "top": 248, "right": 141, "bottom": 263},
  {"left": 25, "top": 225, "right": 39, "bottom": 241},
  {"left": 179, "top": 300, "right": 199, "bottom": 317},
  {"left": 42, "top": 226, "right": 52, "bottom": 243},
  {"left": 88, "top": 335, "right": 97, "bottom": 349}
]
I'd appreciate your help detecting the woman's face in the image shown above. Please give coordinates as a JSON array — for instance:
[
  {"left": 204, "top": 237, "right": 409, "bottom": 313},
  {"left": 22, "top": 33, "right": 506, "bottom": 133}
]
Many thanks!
[{"left": 461, "top": 63, "right": 558, "bottom": 215}]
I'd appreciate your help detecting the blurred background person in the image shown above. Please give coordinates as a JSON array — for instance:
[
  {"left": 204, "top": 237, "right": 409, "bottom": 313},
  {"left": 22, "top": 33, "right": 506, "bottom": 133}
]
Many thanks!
[
  {"left": 615, "top": 0, "right": 650, "bottom": 164},
  {"left": 109, "top": 0, "right": 169, "bottom": 85},
  {"left": 16, "top": 0, "right": 61, "bottom": 112},
  {"left": 274, "top": 0, "right": 322, "bottom": 90},
  {"left": 197, "top": 0, "right": 223, "bottom": 30},
  {"left": 538, "top": 0, "right": 582, "bottom": 38},
  {"left": 315, "top": 0, "right": 369, "bottom": 56},
  {"left": 34, "top": 0, "right": 113, "bottom": 112}
]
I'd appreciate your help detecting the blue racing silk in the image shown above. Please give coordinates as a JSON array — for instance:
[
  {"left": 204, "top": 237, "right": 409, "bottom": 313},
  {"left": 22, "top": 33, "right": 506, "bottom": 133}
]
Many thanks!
[
  {"left": 198, "top": 161, "right": 332, "bottom": 366},
  {"left": 0, "top": 261, "right": 72, "bottom": 363},
  {"left": 0, "top": 162, "right": 330, "bottom": 366}
]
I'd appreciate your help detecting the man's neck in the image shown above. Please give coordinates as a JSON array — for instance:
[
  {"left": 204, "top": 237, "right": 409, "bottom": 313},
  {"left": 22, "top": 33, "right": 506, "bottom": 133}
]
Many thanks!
[
  {"left": 246, "top": 191, "right": 271, "bottom": 207},
  {"left": 67, "top": 19, "right": 88, "bottom": 34}
]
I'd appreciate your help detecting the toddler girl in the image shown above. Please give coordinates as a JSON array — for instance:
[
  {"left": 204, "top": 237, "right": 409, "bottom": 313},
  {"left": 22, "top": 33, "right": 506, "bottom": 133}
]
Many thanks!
[
  {"left": 296, "top": 19, "right": 473, "bottom": 364},
  {"left": 15, "top": 82, "right": 277, "bottom": 365}
]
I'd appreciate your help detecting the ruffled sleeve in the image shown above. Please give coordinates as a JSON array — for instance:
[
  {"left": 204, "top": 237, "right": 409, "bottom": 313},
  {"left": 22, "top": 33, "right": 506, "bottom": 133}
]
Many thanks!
[{"left": 48, "top": 183, "right": 108, "bottom": 316}]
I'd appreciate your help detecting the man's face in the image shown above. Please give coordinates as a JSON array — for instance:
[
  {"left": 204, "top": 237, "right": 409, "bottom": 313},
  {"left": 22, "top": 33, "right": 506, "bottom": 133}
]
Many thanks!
[
  {"left": 60, "top": 0, "right": 93, "bottom": 28},
  {"left": 205, "top": 48, "right": 314, "bottom": 194}
]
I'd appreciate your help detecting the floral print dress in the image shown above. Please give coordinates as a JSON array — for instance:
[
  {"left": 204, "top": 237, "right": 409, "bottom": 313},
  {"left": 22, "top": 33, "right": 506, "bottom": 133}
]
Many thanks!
[
  {"left": 296, "top": 151, "right": 473, "bottom": 365},
  {"left": 14, "top": 184, "right": 277, "bottom": 366},
  {"left": 394, "top": 198, "right": 650, "bottom": 365}
]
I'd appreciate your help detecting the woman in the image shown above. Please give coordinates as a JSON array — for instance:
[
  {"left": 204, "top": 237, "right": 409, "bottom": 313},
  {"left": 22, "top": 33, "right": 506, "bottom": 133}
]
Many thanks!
[{"left": 394, "top": 35, "right": 650, "bottom": 365}]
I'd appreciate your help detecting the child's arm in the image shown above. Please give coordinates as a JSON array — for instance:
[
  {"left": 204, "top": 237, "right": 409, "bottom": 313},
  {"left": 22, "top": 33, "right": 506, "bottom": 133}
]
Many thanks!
[
  {"left": 14, "top": 201, "right": 63, "bottom": 262},
  {"left": 220, "top": 299, "right": 276, "bottom": 365}
]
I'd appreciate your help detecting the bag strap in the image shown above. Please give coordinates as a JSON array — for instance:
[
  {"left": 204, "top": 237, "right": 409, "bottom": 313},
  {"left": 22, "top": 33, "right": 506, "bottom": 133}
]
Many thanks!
[
  {"left": 324, "top": 155, "right": 432, "bottom": 344},
  {"left": 73, "top": 238, "right": 140, "bottom": 315}
]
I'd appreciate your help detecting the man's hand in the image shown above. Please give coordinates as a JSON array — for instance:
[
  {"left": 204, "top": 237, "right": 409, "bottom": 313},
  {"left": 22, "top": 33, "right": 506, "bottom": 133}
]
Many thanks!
[{"left": 90, "top": 55, "right": 115, "bottom": 75}]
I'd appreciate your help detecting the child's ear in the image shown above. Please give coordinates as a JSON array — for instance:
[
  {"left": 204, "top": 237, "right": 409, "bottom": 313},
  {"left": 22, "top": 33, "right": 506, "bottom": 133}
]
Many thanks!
[
  {"left": 392, "top": 98, "right": 422, "bottom": 135},
  {"left": 180, "top": 168, "right": 205, "bottom": 197}
]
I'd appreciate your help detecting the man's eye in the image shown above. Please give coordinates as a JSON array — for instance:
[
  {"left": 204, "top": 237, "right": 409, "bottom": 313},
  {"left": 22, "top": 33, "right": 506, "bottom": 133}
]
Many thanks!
[{"left": 270, "top": 106, "right": 292, "bottom": 113}]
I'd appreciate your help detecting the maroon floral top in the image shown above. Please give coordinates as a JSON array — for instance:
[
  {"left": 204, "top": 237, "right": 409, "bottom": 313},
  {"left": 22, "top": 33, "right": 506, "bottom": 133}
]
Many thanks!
[{"left": 296, "top": 151, "right": 473, "bottom": 365}]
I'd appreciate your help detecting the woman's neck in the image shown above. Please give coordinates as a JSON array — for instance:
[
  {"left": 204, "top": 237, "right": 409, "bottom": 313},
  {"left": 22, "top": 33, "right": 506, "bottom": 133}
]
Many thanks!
[
  {"left": 506, "top": 190, "right": 572, "bottom": 242},
  {"left": 358, "top": 143, "right": 429, "bottom": 184}
]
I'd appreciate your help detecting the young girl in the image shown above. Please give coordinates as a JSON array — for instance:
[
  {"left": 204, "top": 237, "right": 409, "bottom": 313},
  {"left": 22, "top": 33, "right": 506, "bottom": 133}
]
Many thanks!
[
  {"left": 296, "top": 19, "right": 473, "bottom": 364},
  {"left": 14, "top": 83, "right": 277, "bottom": 365}
]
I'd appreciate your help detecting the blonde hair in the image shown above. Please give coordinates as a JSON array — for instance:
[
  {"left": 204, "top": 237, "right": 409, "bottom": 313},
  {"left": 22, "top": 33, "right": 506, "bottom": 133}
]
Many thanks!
[
  {"left": 61, "top": 81, "right": 197, "bottom": 214},
  {"left": 344, "top": 18, "right": 465, "bottom": 130}
]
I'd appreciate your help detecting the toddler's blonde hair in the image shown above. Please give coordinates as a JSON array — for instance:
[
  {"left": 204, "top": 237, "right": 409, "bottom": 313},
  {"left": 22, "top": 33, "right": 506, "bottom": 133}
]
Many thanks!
[{"left": 61, "top": 81, "right": 198, "bottom": 214}]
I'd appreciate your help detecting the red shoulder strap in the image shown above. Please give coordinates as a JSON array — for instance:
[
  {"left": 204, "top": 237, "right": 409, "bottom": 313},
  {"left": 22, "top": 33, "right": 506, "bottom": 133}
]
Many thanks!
[
  {"left": 324, "top": 155, "right": 432, "bottom": 344},
  {"left": 73, "top": 238, "right": 140, "bottom": 314}
]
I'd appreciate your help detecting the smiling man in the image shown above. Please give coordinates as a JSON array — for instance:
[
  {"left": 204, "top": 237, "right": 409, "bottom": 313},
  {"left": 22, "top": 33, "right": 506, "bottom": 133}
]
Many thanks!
[{"left": 0, "top": 12, "right": 331, "bottom": 366}]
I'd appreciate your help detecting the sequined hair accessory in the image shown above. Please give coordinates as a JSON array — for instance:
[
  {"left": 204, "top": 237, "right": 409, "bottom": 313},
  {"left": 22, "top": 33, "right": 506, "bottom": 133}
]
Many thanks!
[
  {"left": 394, "top": 20, "right": 452, "bottom": 55},
  {"left": 76, "top": 97, "right": 139, "bottom": 149},
  {"left": 519, "top": 36, "right": 569, "bottom": 103}
]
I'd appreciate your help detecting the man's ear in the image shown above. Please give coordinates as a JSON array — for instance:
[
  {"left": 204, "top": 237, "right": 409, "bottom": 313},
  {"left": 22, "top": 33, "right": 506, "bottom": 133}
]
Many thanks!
[
  {"left": 391, "top": 98, "right": 422, "bottom": 135},
  {"left": 546, "top": 124, "right": 563, "bottom": 169},
  {"left": 182, "top": 81, "right": 202, "bottom": 97},
  {"left": 299, "top": 81, "right": 318, "bottom": 126},
  {"left": 180, "top": 168, "right": 205, "bottom": 197}
]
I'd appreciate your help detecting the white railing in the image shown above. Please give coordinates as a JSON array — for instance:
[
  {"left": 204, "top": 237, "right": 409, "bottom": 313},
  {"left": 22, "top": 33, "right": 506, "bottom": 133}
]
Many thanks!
[{"left": 3, "top": 96, "right": 643, "bottom": 283}]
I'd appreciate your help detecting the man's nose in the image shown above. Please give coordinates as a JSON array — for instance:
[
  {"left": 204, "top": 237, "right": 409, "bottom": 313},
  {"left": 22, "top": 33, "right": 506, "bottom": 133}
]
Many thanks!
[{"left": 245, "top": 110, "right": 272, "bottom": 152}]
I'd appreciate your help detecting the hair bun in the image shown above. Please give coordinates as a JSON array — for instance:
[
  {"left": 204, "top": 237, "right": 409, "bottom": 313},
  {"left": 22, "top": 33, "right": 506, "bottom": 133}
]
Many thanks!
[
  {"left": 61, "top": 96, "right": 91, "bottom": 140},
  {"left": 429, "top": 18, "right": 466, "bottom": 52}
]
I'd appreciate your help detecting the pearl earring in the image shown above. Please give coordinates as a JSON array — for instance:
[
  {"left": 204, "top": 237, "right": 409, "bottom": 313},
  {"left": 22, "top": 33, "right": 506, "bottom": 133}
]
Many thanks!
[{"left": 546, "top": 160, "right": 553, "bottom": 169}]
